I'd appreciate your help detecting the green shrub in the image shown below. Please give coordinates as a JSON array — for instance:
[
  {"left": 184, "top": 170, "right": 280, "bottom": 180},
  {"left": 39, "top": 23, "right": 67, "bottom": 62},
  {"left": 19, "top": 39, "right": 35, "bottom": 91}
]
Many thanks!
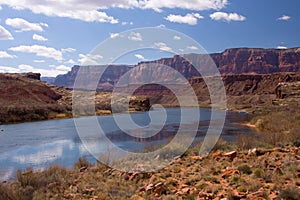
[
  {"left": 237, "top": 164, "right": 252, "bottom": 175},
  {"left": 278, "top": 186, "right": 300, "bottom": 200}
]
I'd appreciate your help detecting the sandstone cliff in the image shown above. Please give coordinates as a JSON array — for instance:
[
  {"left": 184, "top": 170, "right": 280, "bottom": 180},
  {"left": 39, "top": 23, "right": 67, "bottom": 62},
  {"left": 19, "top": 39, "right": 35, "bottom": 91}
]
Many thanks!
[{"left": 53, "top": 47, "right": 300, "bottom": 90}]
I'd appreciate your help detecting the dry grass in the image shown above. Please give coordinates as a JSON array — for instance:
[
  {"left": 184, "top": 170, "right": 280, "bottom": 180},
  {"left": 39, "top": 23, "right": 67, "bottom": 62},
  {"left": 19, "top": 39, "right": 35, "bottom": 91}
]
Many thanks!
[{"left": 0, "top": 142, "right": 298, "bottom": 199}]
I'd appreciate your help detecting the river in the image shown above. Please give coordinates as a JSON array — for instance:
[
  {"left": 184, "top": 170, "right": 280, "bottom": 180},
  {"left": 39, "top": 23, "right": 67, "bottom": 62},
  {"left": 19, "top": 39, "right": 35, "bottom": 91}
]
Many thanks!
[{"left": 0, "top": 108, "right": 255, "bottom": 181}]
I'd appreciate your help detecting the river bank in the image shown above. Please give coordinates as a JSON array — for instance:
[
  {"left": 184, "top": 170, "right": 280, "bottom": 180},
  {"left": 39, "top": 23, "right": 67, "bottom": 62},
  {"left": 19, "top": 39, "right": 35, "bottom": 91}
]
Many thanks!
[{"left": 0, "top": 142, "right": 299, "bottom": 199}]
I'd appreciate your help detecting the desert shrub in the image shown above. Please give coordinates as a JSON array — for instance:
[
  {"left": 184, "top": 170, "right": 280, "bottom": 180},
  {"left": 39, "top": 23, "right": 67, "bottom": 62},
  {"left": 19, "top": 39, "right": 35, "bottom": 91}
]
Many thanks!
[
  {"left": 254, "top": 168, "right": 263, "bottom": 178},
  {"left": 74, "top": 156, "right": 90, "bottom": 169},
  {"left": 278, "top": 186, "right": 300, "bottom": 200},
  {"left": 237, "top": 164, "right": 252, "bottom": 175},
  {"left": 248, "top": 106, "right": 300, "bottom": 147}
]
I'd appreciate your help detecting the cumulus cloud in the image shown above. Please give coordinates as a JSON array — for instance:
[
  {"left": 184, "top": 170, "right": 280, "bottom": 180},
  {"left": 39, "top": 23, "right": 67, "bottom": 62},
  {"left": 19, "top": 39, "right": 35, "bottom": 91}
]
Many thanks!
[
  {"left": 173, "top": 35, "right": 181, "bottom": 40},
  {"left": 0, "top": 51, "right": 16, "bottom": 58},
  {"left": 140, "top": 0, "right": 228, "bottom": 12},
  {"left": 128, "top": 32, "right": 142, "bottom": 41},
  {"left": 9, "top": 45, "right": 63, "bottom": 61},
  {"left": 18, "top": 64, "right": 34, "bottom": 70},
  {"left": 156, "top": 24, "right": 166, "bottom": 28},
  {"left": 78, "top": 53, "right": 103, "bottom": 65},
  {"left": 277, "top": 15, "right": 291, "bottom": 21},
  {"left": 5, "top": 18, "right": 46, "bottom": 32},
  {"left": 121, "top": 21, "right": 133, "bottom": 26},
  {"left": 210, "top": 12, "right": 246, "bottom": 22},
  {"left": 66, "top": 59, "right": 76, "bottom": 64},
  {"left": 0, "top": 1, "right": 228, "bottom": 24},
  {"left": 0, "top": 1, "right": 118, "bottom": 24},
  {"left": 0, "top": 25, "right": 14, "bottom": 40},
  {"left": 61, "top": 48, "right": 76, "bottom": 53},
  {"left": 187, "top": 46, "right": 199, "bottom": 50},
  {"left": 33, "top": 33, "right": 48, "bottom": 41},
  {"left": 0, "top": 0, "right": 228, "bottom": 15},
  {"left": 34, "top": 60, "right": 45, "bottom": 63},
  {"left": 21, "top": 64, "right": 71, "bottom": 77},
  {"left": 165, "top": 13, "right": 204, "bottom": 25},
  {"left": 0, "top": 64, "right": 71, "bottom": 76},
  {"left": 277, "top": 46, "right": 288, "bottom": 49},
  {"left": 0, "top": 66, "right": 19, "bottom": 73},
  {"left": 110, "top": 32, "right": 121, "bottom": 39},
  {"left": 154, "top": 42, "right": 173, "bottom": 52},
  {"left": 134, "top": 54, "right": 145, "bottom": 60}
]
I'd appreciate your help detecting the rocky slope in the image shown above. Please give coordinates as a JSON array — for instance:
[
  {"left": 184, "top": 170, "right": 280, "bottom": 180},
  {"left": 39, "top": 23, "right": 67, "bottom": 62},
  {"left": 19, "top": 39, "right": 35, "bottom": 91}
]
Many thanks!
[
  {"left": 0, "top": 73, "right": 150, "bottom": 124},
  {"left": 274, "top": 81, "right": 300, "bottom": 106},
  {"left": 1, "top": 145, "right": 299, "bottom": 199},
  {"left": 53, "top": 47, "right": 300, "bottom": 90},
  {"left": 0, "top": 73, "right": 68, "bottom": 123},
  {"left": 131, "top": 72, "right": 300, "bottom": 109}
]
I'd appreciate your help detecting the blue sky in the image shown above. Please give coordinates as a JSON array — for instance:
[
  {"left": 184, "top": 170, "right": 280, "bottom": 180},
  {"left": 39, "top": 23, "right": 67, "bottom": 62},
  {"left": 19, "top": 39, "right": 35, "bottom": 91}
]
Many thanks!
[{"left": 0, "top": 0, "right": 299, "bottom": 77}]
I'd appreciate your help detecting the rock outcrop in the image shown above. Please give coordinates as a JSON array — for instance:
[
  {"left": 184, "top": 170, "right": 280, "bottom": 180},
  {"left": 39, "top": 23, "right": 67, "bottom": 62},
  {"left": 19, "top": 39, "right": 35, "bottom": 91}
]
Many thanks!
[
  {"left": 274, "top": 81, "right": 300, "bottom": 106},
  {"left": 132, "top": 73, "right": 300, "bottom": 109},
  {"left": 211, "top": 47, "right": 300, "bottom": 74},
  {"left": 0, "top": 73, "right": 150, "bottom": 124},
  {"left": 53, "top": 47, "right": 300, "bottom": 90}
]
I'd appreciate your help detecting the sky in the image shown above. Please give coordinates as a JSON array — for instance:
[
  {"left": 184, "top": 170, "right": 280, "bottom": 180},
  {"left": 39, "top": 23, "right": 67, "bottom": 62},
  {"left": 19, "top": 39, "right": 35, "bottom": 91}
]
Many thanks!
[{"left": 0, "top": 0, "right": 299, "bottom": 77}]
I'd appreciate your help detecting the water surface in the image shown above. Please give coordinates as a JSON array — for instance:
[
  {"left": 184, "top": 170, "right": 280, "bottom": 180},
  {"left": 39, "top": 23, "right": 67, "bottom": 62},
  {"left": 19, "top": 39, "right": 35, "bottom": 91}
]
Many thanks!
[{"left": 0, "top": 108, "right": 254, "bottom": 181}]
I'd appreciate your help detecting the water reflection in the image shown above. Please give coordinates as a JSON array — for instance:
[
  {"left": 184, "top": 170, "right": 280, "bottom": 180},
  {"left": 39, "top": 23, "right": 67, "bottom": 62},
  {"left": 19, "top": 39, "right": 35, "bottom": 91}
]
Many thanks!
[{"left": 0, "top": 108, "right": 254, "bottom": 181}]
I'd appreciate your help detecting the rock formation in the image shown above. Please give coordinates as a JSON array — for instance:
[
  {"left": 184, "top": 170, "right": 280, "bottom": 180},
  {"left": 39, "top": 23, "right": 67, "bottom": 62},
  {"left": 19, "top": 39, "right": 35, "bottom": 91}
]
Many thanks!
[
  {"left": 274, "top": 81, "right": 300, "bottom": 106},
  {"left": 132, "top": 73, "right": 300, "bottom": 109},
  {"left": 53, "top": 47, "right": 300, "bottom": 90},
  {"left": 0, "top": 73, "right": 150, "bottom": 124}
]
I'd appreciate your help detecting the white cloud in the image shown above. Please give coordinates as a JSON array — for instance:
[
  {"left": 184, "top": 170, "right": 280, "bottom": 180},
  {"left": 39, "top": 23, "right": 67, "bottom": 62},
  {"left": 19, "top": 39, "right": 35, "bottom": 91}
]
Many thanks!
[
  {"left": 18, "top": 64, "right": 34, "bottom": 70},
  {"left": 0, "top": 66, "right": 19, "bottom": 73},
  {"left": 0, "top": 51, "right": 16, "bottom": 58},
  {"left": 110, "top": 32, "right": 121, "bottom": 39},
  {"left": 154, "top": 42, "right": 173, "bottom": 52},
  {"left": 55, "top": 65, "right": 71, "bottom": 71},
  {"left": 9, "top": 45, "right": 63, "bottom": 61},
  {"left": 128, "top": 32, "right": 142, "bottom": 41},
  {"left": 40, "top": 23, "right": 49, "bottom": 27},
  {"left": 210, "top": 12, "right": 246, "bottom": 22},
  {"left": 173, "top": 35, "right": 181, "bottom": 40},
  {"left": 78, "top": 53, "right": 103, "bottom": 65},
  {"left": 165, "top": 13, "right": 204, "bottom": 25},
  {"left": 121, "top": 21, "right": 133, "bottom": 26},
  {"left": 187, "top": 46, "right": 199, "bottom": 50},
  {"left": 34, "top": 60, "right": 45, "bottom": 63},
  {"left": 0, "top": 25, "right": 14, "bottom": 40},
  {"left": 277, "top": 15, "right": 291, "bottom": 21},
  {"left": 20, "top": 64, "right": 71, "bottom": 77},
  {"left": 33, "top": 33, "right": 48, "bottom": 41},
  {"left": 61, "top": 48, "right": 76, "bottom": 53},
  {"left": 66, "top": 59, "right": 76, "bottom": 64},
  {"left": 277, "top": 46, "right": 287, "bottom": 49},
  {"left": 5, "top": 18, "right": 45, "bottom": 32},
  {"left": 140, "top": 0, "right": 228, "bottom": 12},
  {"left": 0, "top": 64, "right": 71, "bottom": 76},
  {"left": 156, "top": 24, "right": 166, "bottom": 28},
  {"left": 0, "top": 1, "right": 228, "bottom": 24},
  {"left": 0, "top": 1, "right": 118, "bottom": 24},
  {"left": 0, "top": 0, "right": 228, "bottom": 17},
  {"left": 134, "top": 54, "right": 145, "bottom": 60},
  {"left": 0, "top": 5, "right": 2, "bottom": 10}
]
